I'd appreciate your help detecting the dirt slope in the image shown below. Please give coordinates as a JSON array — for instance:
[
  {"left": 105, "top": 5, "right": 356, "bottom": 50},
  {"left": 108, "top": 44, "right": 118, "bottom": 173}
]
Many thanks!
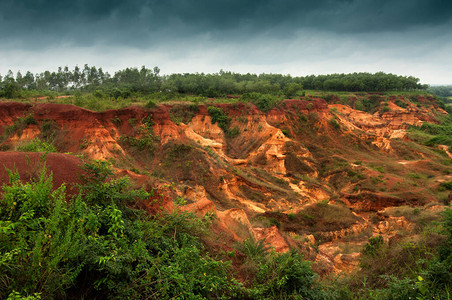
[{"left": 0, "top": 94, "right": 449, "bottom": 274}]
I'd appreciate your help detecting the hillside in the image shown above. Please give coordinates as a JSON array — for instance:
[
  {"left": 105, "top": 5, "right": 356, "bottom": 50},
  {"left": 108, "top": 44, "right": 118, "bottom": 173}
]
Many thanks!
[{"left": 0, "top": 91, "right": 451, "bottom": 299}]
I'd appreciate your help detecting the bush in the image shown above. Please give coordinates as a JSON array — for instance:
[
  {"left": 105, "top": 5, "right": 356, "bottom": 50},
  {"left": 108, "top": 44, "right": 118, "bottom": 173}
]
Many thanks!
[
  {"left": 0, "top": 162, "right": 242, "bottom": 299},
  {"left": 4, "top": 114, "right": 37, "bottom": 137},
  {"left": 17, "top": 138, "right": 56, "bottom": 152},
  {"left": 438, "top": 181, "right": 452, "bottom": 191},
  {"left": 227, "top": 126, "right": 241, "bottom": 138},
  {"left": 208, "top": 106, "right": 240, "bottom": 138},
  {"left": 329, "top": 118, "right": 341, "bottom": 130},
  {"left": 169, "top": 104, "right": 199, "bottom": 124},
  {"left": 207, "top": 106, "right": 229, "bottom": 131},
  {"left": 241, "top": 93, "right": 281, "bottom": 112},
  {"left": 250, "top": 250, "right": 326, "bottom": 299}
]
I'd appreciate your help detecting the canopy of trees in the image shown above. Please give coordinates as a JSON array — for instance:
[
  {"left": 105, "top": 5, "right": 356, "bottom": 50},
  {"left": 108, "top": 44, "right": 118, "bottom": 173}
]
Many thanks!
[
  {"left": 428, "top": 85, "right": 452, "bottom": 102},
  {"left": 0, "top": 65, "right": 427, "bottom": 99}
]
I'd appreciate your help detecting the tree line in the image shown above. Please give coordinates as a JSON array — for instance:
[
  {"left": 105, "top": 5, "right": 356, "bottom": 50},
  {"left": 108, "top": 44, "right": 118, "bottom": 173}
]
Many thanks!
[
  {"left": 0, "top": 65, "right": 427, "bottom": 99},
  {"left": 428, "top": 85, "right": 452, "bottom": 103}
]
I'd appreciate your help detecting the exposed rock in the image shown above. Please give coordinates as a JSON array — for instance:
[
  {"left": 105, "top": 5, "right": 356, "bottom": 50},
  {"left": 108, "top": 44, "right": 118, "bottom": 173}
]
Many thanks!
[{"left": 252, "top": 225, "right": 290, "bottom": 253}]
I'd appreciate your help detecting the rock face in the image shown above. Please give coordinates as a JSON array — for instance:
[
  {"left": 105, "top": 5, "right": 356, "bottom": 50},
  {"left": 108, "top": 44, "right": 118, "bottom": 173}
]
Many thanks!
[{"left": 0, "top": 94, "right": 447, "bottom": 275}]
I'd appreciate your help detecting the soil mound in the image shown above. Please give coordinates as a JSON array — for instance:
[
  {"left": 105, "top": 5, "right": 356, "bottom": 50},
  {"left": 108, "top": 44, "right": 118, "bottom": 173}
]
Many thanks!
[{"left": 0, "top": 152, "right": 84, "bottom": 193}]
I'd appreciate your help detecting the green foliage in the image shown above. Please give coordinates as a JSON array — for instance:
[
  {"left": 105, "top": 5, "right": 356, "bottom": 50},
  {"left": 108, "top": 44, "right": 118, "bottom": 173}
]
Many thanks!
[
  {"left": 0, "top": 161, "right": 243, "bottom": 299},
  {"left": 241, "top": 92, "right": 281, "bottom": 112},
  {"left": 1, "top": 66, "right": 426, "bottom": 102},
  {"left": 395, "top": 99, "right": 408, "bottom": 109},
  {"left": 235, "top": 236, "right": 272, "bottom": 262},
  {"left": 362, "top": 235, "right": 384, "bottom": 257},
  {"left": 283, "top": 82, "right": 303, "bottom": 98},
  {"left": 207, "top": 106, "right": 241, "bottom": 138},
  {"left": 17, "top": 138, "right": 56, "bottom": 152},
  {"left": 347, "top": 209, "right": 452, "bottom": 299},
  {"left": 207, "top": 106, "right": 229, "bottom": 131},
  {"left": 410, "top": 115, "right": 452, "bottom": 148},
  {"left": 303, "top": 72, "right": 425, "bottom": 92},
  {"left": 4, "top": 114, "right": 37, "bottom": 137},
  {"left": 355, "top": 95, "right": 381, "bottom": 113},
  {"left": 119, "top": 117, "right": 160, "bottom": 153},
  {"left": 7, "top": 291, "right": 42, "bottom": 300},
  {"left": 329, "top": 118, "right": 341, "bottom": 130},
  {"left": 227, "top": 126, "right": 241, "bottom": 138},
  {"left": 438, "top": 181, "right": 452, "bottom": 191},
  {"left": 0, "top": 169, "right": 87, "bottom": 298},
  {"left": 249, "top": 250, "right": 326, "bottom": 299},
  {"left": 144, "top": 99, "right": 156, "bottom": 109},
  {"left": 0, "top": 82, "right": 22, "bottom": 98},
  {"left": 428, "top": 85, "right": 452, "bottom": 98},
  {"left": 169, "top": 104, "right": 200, "bottom": 124},
  {"left": 234, "top": 237, "right": 327, "bottom": 299}
]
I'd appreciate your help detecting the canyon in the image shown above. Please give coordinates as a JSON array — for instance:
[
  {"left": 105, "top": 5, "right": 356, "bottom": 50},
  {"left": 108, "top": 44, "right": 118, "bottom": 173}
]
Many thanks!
[{"left": 0, "top": 94, "right": 450, "bottom": 275}]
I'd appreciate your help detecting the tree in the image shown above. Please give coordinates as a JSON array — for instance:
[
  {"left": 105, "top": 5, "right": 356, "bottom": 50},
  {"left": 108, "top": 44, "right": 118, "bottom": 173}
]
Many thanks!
[{"left": 283, "top": 82, "right": 303, "bottom": 98}]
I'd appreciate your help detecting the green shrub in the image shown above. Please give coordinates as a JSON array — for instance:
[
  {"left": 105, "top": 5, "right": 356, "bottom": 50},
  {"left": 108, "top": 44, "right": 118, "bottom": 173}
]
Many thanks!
[
  {"left": 241, "top": 93, "right": 281, "bottom": 112},
  {"left": 207, "top": 106, "right": 229, "bottom": 131},
  {"left": 362, "top": 235, "right": 384, "bottom": 257},
  {"left": 0, "top": 162, "right": 242, "bottom": 299},
  {"left": 329, "top": 118, "right": 340, "bottom": 130},
  {"left": 227, "top": 126, "right": 241, "bottom": 138},
  {"left": 4, "top": 114, "right": 37, "bottom": 137},
  {"left": 235, "top": 236, "right": 272, "bottom": 263},
  {"left": 395, "top": 99, "right": 408, "bottom": 109},
  {"left": 169, "top": 104, "right": 200, "bottom": 124},
  {"left": 249, "top": 250, "right": 326, "bottom": 299},
  {"left": 17, "top": 138, "right": 56, "bottom": 152},
  {"left": 208, "top": 106, "right": 240, "bottom": 138}
]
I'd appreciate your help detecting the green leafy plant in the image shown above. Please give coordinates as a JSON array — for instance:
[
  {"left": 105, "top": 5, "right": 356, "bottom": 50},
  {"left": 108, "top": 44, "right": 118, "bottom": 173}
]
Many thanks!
[{"left": 17, "top": 138, "right": 56, "bottom": 152}]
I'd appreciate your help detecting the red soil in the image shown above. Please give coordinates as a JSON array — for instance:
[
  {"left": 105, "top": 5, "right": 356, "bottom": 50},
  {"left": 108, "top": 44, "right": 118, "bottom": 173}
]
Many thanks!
[{"left": 0, "top": 152, "right": 84, "bottom": 194}]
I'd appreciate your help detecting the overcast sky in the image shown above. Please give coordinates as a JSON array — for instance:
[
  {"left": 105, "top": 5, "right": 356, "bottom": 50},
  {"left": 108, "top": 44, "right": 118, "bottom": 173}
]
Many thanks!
[{"left": 1, "top": 0, "right": 451, "bottom": 84}]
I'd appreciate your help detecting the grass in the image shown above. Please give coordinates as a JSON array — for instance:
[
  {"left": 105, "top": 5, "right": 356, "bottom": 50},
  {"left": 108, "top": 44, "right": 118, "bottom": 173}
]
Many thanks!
[
  {"left": 408, "top": 115, "right": 452, "bottom": 147},
  {"left": 382, "top": 205, "right": 443, "bottom": 232}
]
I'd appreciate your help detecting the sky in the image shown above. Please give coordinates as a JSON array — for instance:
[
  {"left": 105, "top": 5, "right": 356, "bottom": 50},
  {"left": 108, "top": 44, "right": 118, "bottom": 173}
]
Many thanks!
[{"left": 0, "top": 0, "right": 451, "bottom": 84}]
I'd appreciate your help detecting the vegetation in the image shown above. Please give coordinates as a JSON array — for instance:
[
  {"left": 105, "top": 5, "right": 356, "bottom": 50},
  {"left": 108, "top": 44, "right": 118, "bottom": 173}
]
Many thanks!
[
  {"left": 3, "top": 114, "right": 37, "bottom": 137},
  {"left": 118, "top": 116, "right": 160, "bottom": 153},
  {"left": 0, "top": 66, "right": 451, "bottom": 299},
  {"left": 0, "top": 162, "right": 241, "bottom": 299},
  {"left": 0, "top": 66, "right": 426, "bottom": 103},
  {"left": 0, "top": 161, "right": 342, "bottom": 299},
  {"left": 169, "top": 103, "right": 200, "bottom": 124},
  {"left": 241, "top": 93, "right": 282, "bottom": 112},
  {"left": 17, "top": 138, "right": 56, "bottom": 152},
  {"left": 341, "top": 208, "right": 452, "bottom": 299},
  {"left": 428, "top": 85, "right": 452, "bottom": 100},
  {"left": 409, "top": 114, "right": 452, "bottom": 147},
  {"left": 207, "top": 106, "right": 241, "bottom": 137},
  {"left": 2, "top": 158, "right": 447, "bottom": 299}
]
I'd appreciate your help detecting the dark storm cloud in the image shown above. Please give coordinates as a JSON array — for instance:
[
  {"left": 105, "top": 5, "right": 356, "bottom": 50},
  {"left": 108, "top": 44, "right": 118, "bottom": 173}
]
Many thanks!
[{"left": 0, "top": 0, "right": 451, "bottom": 47}]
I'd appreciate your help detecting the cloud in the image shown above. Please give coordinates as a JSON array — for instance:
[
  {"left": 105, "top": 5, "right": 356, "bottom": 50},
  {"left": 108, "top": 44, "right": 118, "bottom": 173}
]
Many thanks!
[
  {"left": 0, "top": 0, "right": 451, "bottom": 84},
  {"left": 1, "top": 0, "right": 451, "bottom": 47},
  {"left": 1, "top": 26, "right": 451, "bottom": 84}
]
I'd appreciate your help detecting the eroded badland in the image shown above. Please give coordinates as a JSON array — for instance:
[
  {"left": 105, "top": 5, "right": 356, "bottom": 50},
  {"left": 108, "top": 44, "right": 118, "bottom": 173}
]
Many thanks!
[{"left": 1, "top": 93, "right": 450, "bottom": 278}]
